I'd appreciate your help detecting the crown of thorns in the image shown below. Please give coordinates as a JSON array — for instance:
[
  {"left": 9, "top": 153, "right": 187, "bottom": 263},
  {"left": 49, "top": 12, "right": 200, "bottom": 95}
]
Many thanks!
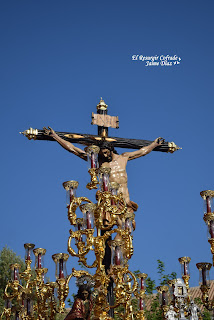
[{"left": 98, "top": 141, "right": 115, "bottom": 151}]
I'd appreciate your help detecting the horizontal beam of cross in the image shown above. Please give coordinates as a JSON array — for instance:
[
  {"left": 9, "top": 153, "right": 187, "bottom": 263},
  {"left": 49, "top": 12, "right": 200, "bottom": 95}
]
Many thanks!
[{"left": 20, "top": 128, "right": 181, "bottom": 153}]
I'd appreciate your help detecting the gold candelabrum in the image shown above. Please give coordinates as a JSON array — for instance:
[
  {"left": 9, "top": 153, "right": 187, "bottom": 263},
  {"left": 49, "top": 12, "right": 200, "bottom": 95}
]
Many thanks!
[
  {"left": 200, "top": 190, "right": 214, "bottom": 266},
  {"left": 194, "top": 189, "right": 214, "bottom": 311},
  {"left": 158, "top": 188, "right": 214, "bottom": 317},
  {"left": 1, "top": 244, "right": 71, "bottom": 320},
  {"left": 196, "top": 262, "right": 212, "bottom": 310},
  {"left": 4, "top": 146, "right": 211, "bottom": 320},
  {"left": 178, "top": 256, "right": 191, "bottom": 294},
  {"left": 156, "top": 285, "right": 169, "bottom": 318},
  {"left": 64, "top": 166, "right": 147, "bottom": 319},
  {"left": 1, "top": 144, "right": 147, "bottom": 320}
]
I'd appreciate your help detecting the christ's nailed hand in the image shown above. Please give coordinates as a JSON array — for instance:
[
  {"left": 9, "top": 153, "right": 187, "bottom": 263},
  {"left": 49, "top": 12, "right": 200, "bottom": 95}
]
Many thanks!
[{"left": 43, "top": 126, "right": 56, "bottom": 137}]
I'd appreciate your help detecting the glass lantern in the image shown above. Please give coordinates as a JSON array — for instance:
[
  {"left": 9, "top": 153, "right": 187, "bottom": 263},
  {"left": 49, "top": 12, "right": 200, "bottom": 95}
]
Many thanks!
[
  {"left": 24, "top": 297, "right": 33, "bottom": 316},
  {"left": 138, "top": 273, "right": 147, "bottom": 310},
  {"left": 98, "top": 167, "right": 111, "bottom": 192},
  {"left": 24, "top": 243, "right": 35, "bottom": 261},
  {"left": 10, "top": 263, "right": 20, "bottom": 281},
  {"left": 206, "top": 220, "right": 214, "bottom": 239},
  {"left": 139, "top": 299, "right": 145, "bottom": 311},
  {"left": 80, "top": 203, "right": 95, "bottom": 229},
  {"left": 161, "top": 290, "right": 168, "bottom": 306},
  {"left": 110, "top": 239, "right": 124, "bottom": 266},
  {"left": 138, "top": 273, "right": 147, "bottom": 291},
  {"left": 75, "top": 218, "right": 85, "bottom": 242},
  {"left": 110, "top": 182, "right": 120, "bottom": 196},
  {"left": 63, "top": 180, "right": 79, "bottom": 206},
  {"left": 52, "top": 253, "right": 69, "bottom": 279},
  {"left": 157, "top": 286, "right": 169, "bottom": 306},
  {"left": 178, "top": 257, "right": 191, "bottom": 276},
  {"left": 196, "top": 262, "right": 212, "bottom": 287},
  {"left": 200, "top": 190, "right": 214, "bottom": 214},
  {"left": 110, "top": 182, "right": 120, "bottom": 205},
  {"left": 123, "top": 212, "right": 135, "bottom": 234},
  {"left": 84, "top": 145, "right": 100, "bottom": 169},
  {"left": 33, "top": 248, "right": 46, "bottom": 269},
  {"left": 168, "top": 279, "right": 176, "bottom": 305}
]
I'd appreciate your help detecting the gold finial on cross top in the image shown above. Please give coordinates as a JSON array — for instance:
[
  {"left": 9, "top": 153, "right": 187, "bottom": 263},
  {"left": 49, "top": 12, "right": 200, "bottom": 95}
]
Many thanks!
[
  {"left": 96, "top": 97, "right": 108, "bottom": 111},
  {"left": 92, "top": 98, "right": 119, "bottom": 133}
]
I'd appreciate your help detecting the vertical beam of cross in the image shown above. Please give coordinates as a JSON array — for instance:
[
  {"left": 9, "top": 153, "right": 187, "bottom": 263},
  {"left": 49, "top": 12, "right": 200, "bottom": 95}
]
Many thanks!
[
  {"left": 96, "top": 98, "right": 115, "bottom": 317},
  {"left": 96, "top": 98, "right": 109, "bottom": 137}
]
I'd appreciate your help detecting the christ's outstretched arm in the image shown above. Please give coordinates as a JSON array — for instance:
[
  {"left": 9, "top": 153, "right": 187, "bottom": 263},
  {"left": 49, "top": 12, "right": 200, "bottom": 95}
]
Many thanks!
[
  {"left": 121, "top": 137, "right": 164, "bottom": 161},
  {"left": 43, "top": 127, "right": 87, "bottom": 161}
]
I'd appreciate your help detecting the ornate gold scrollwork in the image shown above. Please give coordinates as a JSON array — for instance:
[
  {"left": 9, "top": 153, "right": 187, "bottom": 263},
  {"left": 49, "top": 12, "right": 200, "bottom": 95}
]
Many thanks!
[
  {"left": 87, "top": 168, "right": 99, "bottom": 190},
  {"left": 68, "top": 196, "right": 93, "bottom": 225},
  {"left": 2, "top": 154, "right": 144, "bottom": 319},
  {"left": 68, "top": 228, "right": 94, "bottom": 258},
  {"left": 63, "top": 172, "right": 145, "bottom": 320},
  {"left": 95, "top": 191, "right": 127, "bottom": 230}
]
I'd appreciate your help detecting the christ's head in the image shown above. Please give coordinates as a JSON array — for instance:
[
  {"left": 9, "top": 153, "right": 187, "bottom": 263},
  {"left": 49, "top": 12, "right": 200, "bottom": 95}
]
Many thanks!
[{"left": 98, "top": 141, "right": 117, "bottom": 163}]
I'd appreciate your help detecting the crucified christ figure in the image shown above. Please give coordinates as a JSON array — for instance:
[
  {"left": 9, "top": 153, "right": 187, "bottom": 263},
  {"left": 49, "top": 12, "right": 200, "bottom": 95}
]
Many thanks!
[{"left": 44, "top": 127, "right": 164, "bottom": 225}]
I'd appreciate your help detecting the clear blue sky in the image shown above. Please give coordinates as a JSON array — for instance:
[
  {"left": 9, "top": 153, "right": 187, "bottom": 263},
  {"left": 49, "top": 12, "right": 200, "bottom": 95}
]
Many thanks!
[{"left": 1, "top": 0, "right": 214, "bottom": 298}]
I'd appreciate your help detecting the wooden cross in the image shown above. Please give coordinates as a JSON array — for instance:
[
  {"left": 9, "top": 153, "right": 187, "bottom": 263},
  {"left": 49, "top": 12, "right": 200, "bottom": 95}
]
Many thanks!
[{"left": 20, "top": 98, "right": 181, "bottom": 153}]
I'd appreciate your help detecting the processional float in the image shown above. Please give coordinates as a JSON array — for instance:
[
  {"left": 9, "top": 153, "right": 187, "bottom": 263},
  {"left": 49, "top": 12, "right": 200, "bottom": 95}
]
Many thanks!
[{"left": 1, "top": 99, "right": 181, "bottom": 320}]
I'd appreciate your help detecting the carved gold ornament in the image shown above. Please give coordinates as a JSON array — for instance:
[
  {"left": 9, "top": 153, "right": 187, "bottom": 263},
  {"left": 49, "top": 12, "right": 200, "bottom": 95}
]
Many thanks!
[
  {"left": 200, "top": 190, "right": 214, "bottom": 200},
  {"left": 62, "top": 180, "right": 79, "bottom": 191},
  {"left": 168, "top": 141, "right": 182, "bottom": 153},
  {"left": 84, "top": 145, "right": 100, "bottom": 155},
  {"left": 20, "top": 127, "right": 38, "bottom": 140},
  {"left": 2, "top": 144, "right": 147, "bottom": 320}
]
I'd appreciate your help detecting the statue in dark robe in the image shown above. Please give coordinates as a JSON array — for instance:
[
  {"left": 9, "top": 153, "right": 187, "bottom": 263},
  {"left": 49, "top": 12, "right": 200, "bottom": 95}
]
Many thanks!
[{"left": 64, "top": 285, "right": 93, "bottom": 320}]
